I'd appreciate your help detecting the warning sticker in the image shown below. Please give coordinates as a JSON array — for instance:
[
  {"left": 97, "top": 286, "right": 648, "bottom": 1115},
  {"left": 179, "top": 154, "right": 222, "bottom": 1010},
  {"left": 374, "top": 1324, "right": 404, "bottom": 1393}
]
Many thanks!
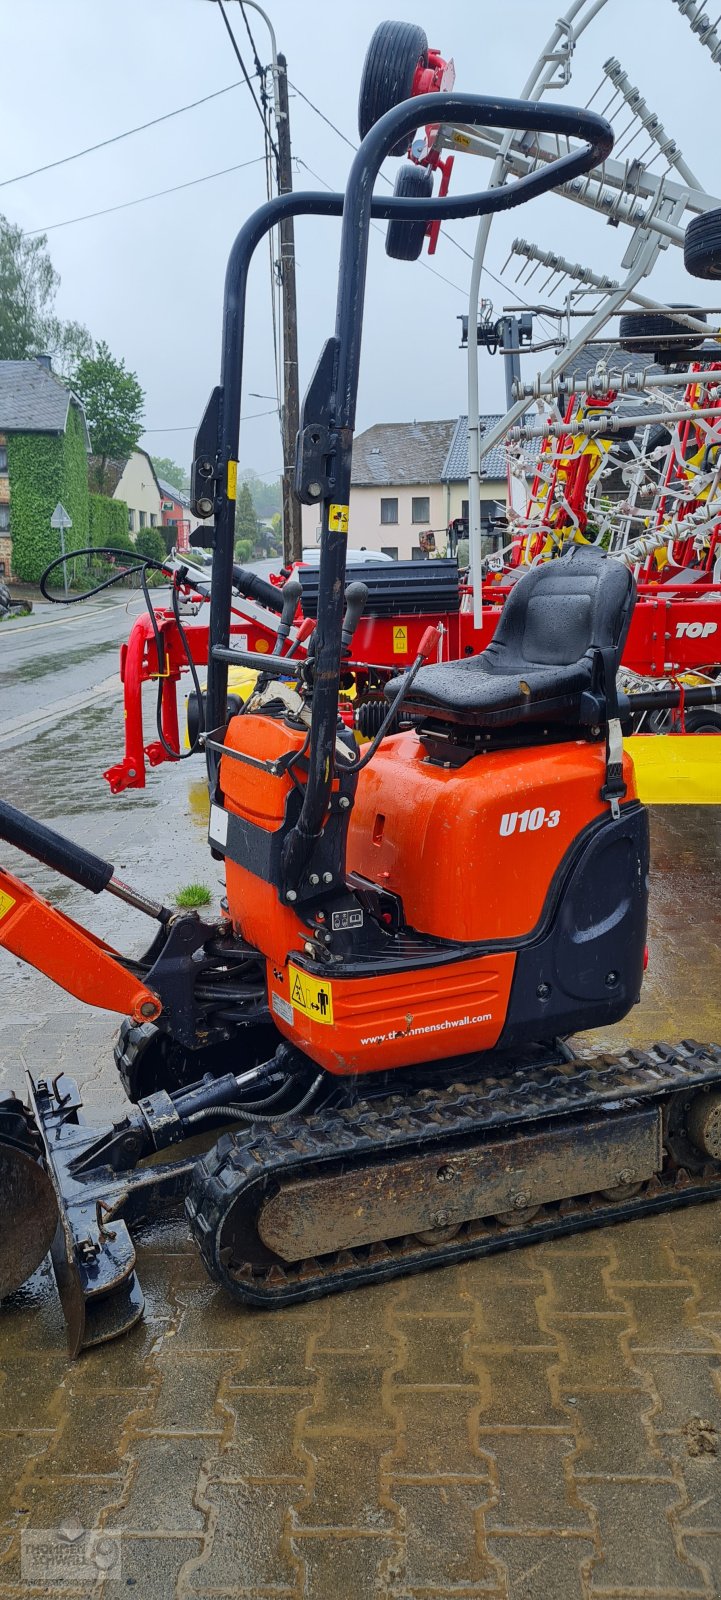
[
  {"left": 288, "top": 964, "right": 334, "bottom": 1026},
  {"left": 227, "top": 460, "right": 238, "bottom": 500},
  {"left": 392, "top": 625, "right": 408, "bottom": 654},
  {"left": 453, "top": 131, "right": 471, "bottom": 148},
  {"left": 328, "top": 503, "right": 349, "bottom": 533},
  {"left": 272, "top": 991, "right": 294, "bottom": 1026},
  {"left": 0, "top": 889, "right": 16, "bottom": 922}
]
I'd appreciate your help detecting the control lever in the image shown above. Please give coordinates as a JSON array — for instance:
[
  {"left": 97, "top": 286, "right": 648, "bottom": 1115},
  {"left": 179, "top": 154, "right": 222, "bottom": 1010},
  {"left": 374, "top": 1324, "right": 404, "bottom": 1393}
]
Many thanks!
[
  {"left": 272, "top": 579, "right": 302, "bottom": 656},
  {"left": 341, "top": 581, "right": 369, "bottom": 655}
]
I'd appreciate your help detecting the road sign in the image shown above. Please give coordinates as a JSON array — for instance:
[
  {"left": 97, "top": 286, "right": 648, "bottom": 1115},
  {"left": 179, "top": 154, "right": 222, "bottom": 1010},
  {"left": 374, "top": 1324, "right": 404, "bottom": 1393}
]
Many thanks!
[{"left": 50, "top": 503, "right": 72, "bottom": 530}]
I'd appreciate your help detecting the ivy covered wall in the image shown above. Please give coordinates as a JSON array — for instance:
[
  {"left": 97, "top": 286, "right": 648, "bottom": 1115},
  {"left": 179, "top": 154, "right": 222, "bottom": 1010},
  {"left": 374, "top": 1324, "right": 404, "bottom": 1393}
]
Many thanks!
[
  {"left": 6, "top": 403, "right": 89, "bottom": 582},
  {"left": 89, "top": 493, "right": 128, "bottom": 547}
]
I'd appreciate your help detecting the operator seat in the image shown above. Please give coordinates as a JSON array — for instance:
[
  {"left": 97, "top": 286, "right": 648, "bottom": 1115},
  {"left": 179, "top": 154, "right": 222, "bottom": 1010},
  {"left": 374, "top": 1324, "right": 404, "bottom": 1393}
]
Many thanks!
[{"left": 386, "top": 546, "right": 635, "bottom": 731}]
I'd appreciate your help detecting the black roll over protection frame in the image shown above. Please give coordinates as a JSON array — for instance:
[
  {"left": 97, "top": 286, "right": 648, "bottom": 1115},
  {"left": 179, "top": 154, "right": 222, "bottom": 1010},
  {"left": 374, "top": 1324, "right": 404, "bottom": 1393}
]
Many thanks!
[{"left": 193, "top": 91, "right": 613, "bottom": 894}]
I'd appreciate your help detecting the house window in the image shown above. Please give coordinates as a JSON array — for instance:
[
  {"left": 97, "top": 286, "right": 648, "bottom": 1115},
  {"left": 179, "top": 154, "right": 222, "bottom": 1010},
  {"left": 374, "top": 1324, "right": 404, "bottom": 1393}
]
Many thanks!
[
  {"left": 411, "top": 495, "right": 430, "bottom": 523},
  {"left": 128, "top": 509, "right": 135, "bottom": 533},
  {"left": 0, "top": 505, "right": 9, "bottom": 532},
  {"left": 380, "top": 546, "right": 398, "bottom": 560},
  {"left": 150, "top": 513, "right": 157, "bottom": 527},
  {"left": 0, "top": 446, "right": 7, "bottom": 473},
  {"left": 380, "top": 497, "right": 398, "bottom": 525},
  {"left": 412, "top": 545, "right": 424, "bottom": 560},
  {"left": 461, "top": 499, "right": 469, "bottom": 520},
  {"left": 139, "top": 511, "right": 147, "bottom": 529}
]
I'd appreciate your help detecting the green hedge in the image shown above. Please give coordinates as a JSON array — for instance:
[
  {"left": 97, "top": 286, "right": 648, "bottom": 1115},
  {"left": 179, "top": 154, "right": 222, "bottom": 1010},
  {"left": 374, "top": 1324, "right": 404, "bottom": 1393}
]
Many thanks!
[
  {"left": 89, "top": 493, "right": 128, "bottom": 547},
  {"left": 7, "top": 403, "right": 89, "bottom": 582}
]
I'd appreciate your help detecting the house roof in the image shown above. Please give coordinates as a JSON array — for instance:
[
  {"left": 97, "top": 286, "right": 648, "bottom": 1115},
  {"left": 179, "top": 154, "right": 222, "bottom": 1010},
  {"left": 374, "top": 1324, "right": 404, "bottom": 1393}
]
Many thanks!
[
  {"left": 157, "top": 477, "right": 190, "bottom": 507},
  {"left": 91, "top": 448, "right": 164, "bottom": 499},
  {"left": 0, "top": 359, "right": 90, "bottom": 448},
  {"left": 442, "top": 415, "right": 511, "bottom": 482},
  {"left": 351, "top": 420, "right": 458, "bottom": 487}
]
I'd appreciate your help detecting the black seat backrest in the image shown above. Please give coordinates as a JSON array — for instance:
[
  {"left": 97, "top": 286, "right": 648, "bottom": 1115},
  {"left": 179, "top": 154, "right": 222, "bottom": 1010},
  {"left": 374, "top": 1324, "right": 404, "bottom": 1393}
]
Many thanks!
[{"left": 482, "top": 545, "right": 635, "bottom": 677}]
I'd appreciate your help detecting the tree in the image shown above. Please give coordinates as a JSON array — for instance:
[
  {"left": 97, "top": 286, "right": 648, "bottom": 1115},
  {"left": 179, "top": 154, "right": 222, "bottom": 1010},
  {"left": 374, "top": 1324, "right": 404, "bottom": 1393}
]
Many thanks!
[
  {"left": 135, "top": 526, "right": 167, "bottom": 567},
  {"left": 233, "top": 537, "right": 253, "bottom": 564},
  {"left": 151, "top": 456, "right": 189, "bottom": 494},
  {"left": 235, "top": 481, "right": 258, "bottom": 547},
  {"left": 239, "top": 468, "right": 281, "bottom": 520},
  {"left": 73, "top": 340, "right": 145, "bottom": 491},
  {"left": 46, "top": 318, "right": 93, "bottom": 380},
  {"left": 0, "top": 214, "right": 91, "bottom": 366}
]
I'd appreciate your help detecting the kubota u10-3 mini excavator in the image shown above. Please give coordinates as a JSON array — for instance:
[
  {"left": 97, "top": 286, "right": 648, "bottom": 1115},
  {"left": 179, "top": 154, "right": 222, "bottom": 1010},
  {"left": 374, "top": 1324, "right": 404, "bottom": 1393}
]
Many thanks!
[{"left": 2, "top": 84, "right": 721, "bottom": 1356}]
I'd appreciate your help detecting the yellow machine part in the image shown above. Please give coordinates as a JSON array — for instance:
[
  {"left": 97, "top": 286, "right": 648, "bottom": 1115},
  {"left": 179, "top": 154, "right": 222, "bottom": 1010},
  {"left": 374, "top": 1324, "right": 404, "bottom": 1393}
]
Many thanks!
[{"left": 626, "top": 736, "right": 721, "bottom": 804}]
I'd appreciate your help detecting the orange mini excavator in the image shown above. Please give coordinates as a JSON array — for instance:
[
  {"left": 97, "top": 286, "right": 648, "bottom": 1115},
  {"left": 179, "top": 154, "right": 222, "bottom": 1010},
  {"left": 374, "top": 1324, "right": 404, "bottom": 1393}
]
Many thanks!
[{"left": 2, "top": 81, "right": 720, "bottom": 1356}]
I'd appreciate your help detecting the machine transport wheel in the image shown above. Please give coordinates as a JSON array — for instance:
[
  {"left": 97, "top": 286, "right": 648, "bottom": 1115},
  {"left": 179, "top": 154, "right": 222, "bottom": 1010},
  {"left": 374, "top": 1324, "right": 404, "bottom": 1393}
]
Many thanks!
[
  {"left": 683, "top": 709, "right": 721, "bottom": 734},
  {"left": 685, "top": 207, "right": 721, "bottom": 279},
  {"left": 386, "top": 163, "right": 434, "bottom": 260},
  {"left": 358, "top": 20, "right": 429, "bottom": 156},
  {"left": 618, "top": 306, "right": 707, "bottom": 365},
  {"left": 186, "top": 690, "right": 241, "bottom": 752},
  {"left": 0, "top": 1093, "right": 58, "bottom": 1299}
]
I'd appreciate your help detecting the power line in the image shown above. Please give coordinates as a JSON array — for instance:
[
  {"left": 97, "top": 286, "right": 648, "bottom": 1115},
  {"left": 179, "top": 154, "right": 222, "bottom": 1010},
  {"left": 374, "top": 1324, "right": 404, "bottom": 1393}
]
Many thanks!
[
  {"left": 288, "top": 78, "right": 361, "bottom": 158},
  {"left": 294, "top": 157, "right": 470, "bottom": 299},
  {"left": 0, "top": 79, "right": 255, "bottom": 191},
  {"left": 215, "top": 0, "right": 279, "bottom": 166},
  {"left": 27, "top": 155, "right": 266, "bottom": 234},
  {"left": 142, "top": 408, "right": 278, "bottom": 433},
  {"left": 289, "top": 81, "right": 558, "bottom": 332}
]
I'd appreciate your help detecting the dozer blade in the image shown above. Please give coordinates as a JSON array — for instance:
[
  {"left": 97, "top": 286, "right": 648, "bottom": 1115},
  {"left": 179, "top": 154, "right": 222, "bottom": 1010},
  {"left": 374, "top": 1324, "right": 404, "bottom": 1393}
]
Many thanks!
[
  {"left": 0, "top": 1131, "right": 58, "bottom": 1298},
  {"left": 20, "top": 1072, "right": 198, "bottom": 1356},
  {"left": 25, "top": 1073, "right": 144, "bottom": 1357}
]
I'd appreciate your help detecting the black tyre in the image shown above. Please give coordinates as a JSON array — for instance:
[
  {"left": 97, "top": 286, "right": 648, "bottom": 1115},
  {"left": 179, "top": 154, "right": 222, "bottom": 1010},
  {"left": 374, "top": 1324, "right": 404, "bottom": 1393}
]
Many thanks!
[
  {"left": 358, "top": 20, "right": 428, "bottom": 158},
  {"left": 683, "top": 708, "right": 721, "bottom": 734},
  {"left": 684, "top": 207, "right": 721, "bottom": 279},
  {"left": 619, "top": 306, "right": 707, "bottom": 364},
  {"left": 0, "top": 582, "right": 11, "bottom": 616},
  {"left": 187, "top": 690, "right": 241, "bottom": 750},
  {"left": 386, "top": 162, "right": 434, "bottom": 260}
]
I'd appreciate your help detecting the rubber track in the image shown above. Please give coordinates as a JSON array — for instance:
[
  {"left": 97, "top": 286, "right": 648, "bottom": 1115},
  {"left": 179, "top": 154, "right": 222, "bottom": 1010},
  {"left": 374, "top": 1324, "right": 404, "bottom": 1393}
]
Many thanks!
[{"left": 186, "top": 1040, "right": 721, "bottom": 1306}]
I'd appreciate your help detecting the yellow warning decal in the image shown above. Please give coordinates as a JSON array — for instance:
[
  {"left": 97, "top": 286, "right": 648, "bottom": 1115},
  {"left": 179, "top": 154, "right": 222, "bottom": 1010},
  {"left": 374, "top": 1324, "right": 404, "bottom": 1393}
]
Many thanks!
[
  {"left": 328, "top": 503, "right": 349, "bottom": 533},
  {"left": 0, "top": 889, "right": 16, "bottom": 922},
  {"left": 392, "top": 624, "right": 408, "bottom": 654},
  {"left": 454, "top": 131, "right": 471, "bottom": 148},
  {"left": 288, "top": 963, "right": 334, "bottom": 1026},
  {"left": 227, "top": 460, "right": 238, "bottom": 501}
]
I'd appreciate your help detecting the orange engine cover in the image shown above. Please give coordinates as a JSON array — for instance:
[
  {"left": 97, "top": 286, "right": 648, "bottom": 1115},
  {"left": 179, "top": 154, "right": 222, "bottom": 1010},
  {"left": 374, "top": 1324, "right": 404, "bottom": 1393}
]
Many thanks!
[
  {"left": 346, "top": 731, "right": 638, "bottom": 943},
  {"left": 221, "top": 714, "right": 639, "bottom": 1075}
]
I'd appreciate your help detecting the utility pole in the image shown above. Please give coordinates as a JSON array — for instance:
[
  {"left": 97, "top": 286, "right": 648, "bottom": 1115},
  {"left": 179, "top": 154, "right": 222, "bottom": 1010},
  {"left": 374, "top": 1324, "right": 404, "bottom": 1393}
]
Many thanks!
[
  {"left": 275, "top": 52, "right": 302, "bottom": 564},
  {"left": 212, "top": 3, "right": 302, "bottom": 565}
]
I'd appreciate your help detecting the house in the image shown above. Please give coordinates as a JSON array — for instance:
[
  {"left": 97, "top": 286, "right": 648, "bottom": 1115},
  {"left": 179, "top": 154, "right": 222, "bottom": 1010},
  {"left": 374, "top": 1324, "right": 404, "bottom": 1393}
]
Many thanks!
[
  {"left": 0, "top": 357, "right": 91, "bottom": 582},
  {"left": 300, "top": 417, "right": 507, "bottom": 559},
  {"left": 157, "top": 478, "right": 201, "bottom": 552},
  {"left": 92, "top": 448, "right": 163, "bottom": 536}
]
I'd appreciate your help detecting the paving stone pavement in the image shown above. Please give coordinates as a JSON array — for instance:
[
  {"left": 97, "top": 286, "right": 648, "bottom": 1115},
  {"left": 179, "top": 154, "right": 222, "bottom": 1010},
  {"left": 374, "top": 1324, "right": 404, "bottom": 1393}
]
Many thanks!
[{"left": 0, "top": 791, "right": 720, "bottom": 1596}]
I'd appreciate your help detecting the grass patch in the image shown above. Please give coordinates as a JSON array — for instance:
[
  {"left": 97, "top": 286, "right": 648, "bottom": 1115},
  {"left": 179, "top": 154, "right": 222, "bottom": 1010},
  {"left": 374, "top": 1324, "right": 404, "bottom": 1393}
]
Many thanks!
[{"left": 176, "top": 882, "right": 213, "bottom": 908}]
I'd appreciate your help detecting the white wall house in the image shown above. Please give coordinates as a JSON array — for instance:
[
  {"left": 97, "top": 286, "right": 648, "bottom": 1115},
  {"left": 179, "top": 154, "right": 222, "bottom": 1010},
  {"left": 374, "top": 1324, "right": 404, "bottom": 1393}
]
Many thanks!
[
  {"left": 301, "top": 415, "right": 507, "bottom": 558},
  {"left": 110, "top": 450, "right": 163, "bottom": 535}
]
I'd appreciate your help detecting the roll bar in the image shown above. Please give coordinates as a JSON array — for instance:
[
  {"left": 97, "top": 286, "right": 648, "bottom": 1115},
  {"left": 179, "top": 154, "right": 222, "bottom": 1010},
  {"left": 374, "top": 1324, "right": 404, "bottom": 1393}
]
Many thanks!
[{"left": 196, "top": 91, "right": 612, "bottom": 889}]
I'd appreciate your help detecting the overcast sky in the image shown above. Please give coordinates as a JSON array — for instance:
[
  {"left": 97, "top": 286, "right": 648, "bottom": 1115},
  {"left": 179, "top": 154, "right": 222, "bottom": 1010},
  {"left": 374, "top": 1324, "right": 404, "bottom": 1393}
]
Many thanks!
[{"left": 3, "top": 0, "right": 717, "bottom": 479}]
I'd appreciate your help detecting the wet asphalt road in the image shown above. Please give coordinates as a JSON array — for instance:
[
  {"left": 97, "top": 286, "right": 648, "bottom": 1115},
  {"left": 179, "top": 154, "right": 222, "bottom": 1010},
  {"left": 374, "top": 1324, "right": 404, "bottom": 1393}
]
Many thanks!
[{"left": 0, "top": 590, "right": 215, "bottom": 1023}]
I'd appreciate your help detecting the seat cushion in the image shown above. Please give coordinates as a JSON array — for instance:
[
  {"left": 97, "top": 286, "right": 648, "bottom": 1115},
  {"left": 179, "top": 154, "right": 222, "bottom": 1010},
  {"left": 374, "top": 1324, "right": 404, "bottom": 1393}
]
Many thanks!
[
  {"left": 393, "top": 653, "right": 593, "bottom": 728},
  {"left": 383, "top": 547, "right": 635, "bottom": 732}
]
